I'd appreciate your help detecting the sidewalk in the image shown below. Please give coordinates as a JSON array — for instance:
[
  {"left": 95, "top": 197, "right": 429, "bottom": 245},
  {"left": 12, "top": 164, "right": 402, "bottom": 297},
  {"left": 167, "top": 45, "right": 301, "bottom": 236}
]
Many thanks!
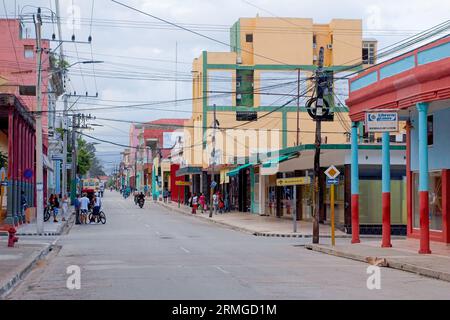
[
  {"left": 0, "top": 240, "right": 53, "bottom": 298},
  {"left": 15, "top": 211, "right": 74, "bottom": 236},
  {"left": 158, "top": 200, "right": 376, "bottom": 238},
  {"left": 305, "top": 239, "right": 450, "bottom": 282}
]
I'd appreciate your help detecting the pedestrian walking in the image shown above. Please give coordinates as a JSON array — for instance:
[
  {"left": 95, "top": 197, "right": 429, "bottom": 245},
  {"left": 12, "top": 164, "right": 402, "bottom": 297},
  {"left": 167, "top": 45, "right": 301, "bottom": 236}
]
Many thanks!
[
  {"left": 192, "top": 193, "right": 198, "bottom": 214},
  {"left": 52, "top": 194, "right": 60, "bottom": 222},
  {"left": 79, "top": 193, "right": 90, "bottom": 224},
  {"left": 74, "top": 194, "right": 81, "bottom": 225},
  {"left": 212, "top": 192, "right": 219, "bottom": 215},
  {"left": 218, "top": 194, "right": 224, "bottom": 214},
  {"left": 163, "top": 188, "right": 168, "bottom": 203},
  {"left": 20, "top": 190, "right": 28, "bottom": 221},
  {"left": 61, "top": 194, "right": 69, "bottom": 222},
  {"left": 199, "top": 193, "right": 206, "bottom": 213}
]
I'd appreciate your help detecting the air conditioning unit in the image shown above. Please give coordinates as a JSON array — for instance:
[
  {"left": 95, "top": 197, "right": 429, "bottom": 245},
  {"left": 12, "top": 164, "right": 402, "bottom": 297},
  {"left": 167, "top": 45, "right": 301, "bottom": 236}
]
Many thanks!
[
  {"left": 313, "top": 55, "right": 318, "bottom": 61},
  {"left": 327, "top": 44, "right": 333, "bottom": 50},
  {"left": 236, "top": 56, "right": 242, "bottom": 64}
]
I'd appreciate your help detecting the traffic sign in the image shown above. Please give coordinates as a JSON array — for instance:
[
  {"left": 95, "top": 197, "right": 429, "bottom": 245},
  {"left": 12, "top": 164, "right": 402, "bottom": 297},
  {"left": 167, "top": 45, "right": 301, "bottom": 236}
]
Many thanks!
[
  {"left": 276, "top": 176, "right": 311, "bottom": 186},
  {"left": 210, "top": 181, "right": 217, "bottom": 188},
  {"left": 326, "top": 177, "right": 339, "bottom": 185},
  {"left": 24, "top": 168, "right": 33, "bottom": 179},
  {"left": 325, "top": 165, "right": 340, "bottom": 179},
  {"left": 1, "top": 180, "right": 8, "bottom": 186}
]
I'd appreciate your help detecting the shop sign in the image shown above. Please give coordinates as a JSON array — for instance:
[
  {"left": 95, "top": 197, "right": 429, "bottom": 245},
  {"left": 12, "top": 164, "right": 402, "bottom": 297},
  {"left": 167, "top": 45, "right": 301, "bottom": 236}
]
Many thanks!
[
  {"left": 365, "top": 111, "right": 398, "bottom": 132},
  {"left": 276, "top": 176, "right": 311, "bottom": 186}
]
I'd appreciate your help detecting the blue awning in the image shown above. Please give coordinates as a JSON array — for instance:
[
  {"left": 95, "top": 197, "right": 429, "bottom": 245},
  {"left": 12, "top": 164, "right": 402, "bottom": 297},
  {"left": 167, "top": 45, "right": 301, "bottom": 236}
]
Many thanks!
[{"left": 227, "top": 163, "right": 253, "bottom": 177}]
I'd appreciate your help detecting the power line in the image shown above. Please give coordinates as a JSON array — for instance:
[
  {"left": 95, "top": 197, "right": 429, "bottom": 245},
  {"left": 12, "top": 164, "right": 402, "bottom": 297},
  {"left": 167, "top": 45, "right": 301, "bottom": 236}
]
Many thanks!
[{"left": 111, "top": 0, "right": 302, "bottom": 66}]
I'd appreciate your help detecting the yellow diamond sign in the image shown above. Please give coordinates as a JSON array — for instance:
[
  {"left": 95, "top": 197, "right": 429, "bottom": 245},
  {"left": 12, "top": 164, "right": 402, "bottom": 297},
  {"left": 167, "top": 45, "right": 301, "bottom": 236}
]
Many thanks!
[{"left": 325, "top": 165, "right": 340, "bottom": 179}]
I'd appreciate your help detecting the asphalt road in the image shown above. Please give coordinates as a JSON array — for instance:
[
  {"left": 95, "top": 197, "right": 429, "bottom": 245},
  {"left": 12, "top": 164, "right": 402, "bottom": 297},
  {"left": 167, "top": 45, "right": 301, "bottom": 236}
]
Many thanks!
[{"left": 8, "top": 190, "right": 450, "bottom": 299}]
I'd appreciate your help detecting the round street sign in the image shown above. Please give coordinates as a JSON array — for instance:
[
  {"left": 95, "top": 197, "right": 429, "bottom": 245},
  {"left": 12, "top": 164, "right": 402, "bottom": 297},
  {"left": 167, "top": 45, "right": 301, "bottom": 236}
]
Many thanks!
[{"left": 24, "top": 168, "right": 33, "bottom": 179}]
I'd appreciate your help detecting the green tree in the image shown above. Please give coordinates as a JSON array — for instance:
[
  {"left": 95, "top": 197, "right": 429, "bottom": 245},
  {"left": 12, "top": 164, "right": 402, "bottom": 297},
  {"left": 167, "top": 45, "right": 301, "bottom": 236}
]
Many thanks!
[{"left": 75, "top": 137, "right": 106, "bottom": 177}]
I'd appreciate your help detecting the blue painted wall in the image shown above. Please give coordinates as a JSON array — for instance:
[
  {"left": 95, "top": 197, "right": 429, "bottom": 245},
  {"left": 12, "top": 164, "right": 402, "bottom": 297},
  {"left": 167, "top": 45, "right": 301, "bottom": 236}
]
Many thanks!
[{"left": 410, "top": 106, "right": 450, "bottom": 171}]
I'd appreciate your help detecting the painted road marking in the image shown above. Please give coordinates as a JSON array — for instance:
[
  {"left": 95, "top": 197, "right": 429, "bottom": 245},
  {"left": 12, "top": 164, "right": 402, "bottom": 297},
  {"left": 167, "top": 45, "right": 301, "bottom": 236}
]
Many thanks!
[
  {"left": 215, "top": 266, "right": 229, "bottom": 274},
  {"left": 180, "top": 247, "right": 190, "bottom": 253}
]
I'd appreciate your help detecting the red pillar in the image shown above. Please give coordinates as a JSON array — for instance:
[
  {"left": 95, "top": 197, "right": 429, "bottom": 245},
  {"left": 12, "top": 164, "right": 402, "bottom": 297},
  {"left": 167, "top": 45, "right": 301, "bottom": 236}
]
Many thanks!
[
  {"left": 351, "top": 194, "right": 360, "bottom": 243},
  {"left": 13, "top": 112, "right": 19, "bottom": 226},
  {"left": 442, "top": 169, "right": 449, "bottom": 243},
  {"left": 382, "top": 193, "right": 392, "bottom": 247}
]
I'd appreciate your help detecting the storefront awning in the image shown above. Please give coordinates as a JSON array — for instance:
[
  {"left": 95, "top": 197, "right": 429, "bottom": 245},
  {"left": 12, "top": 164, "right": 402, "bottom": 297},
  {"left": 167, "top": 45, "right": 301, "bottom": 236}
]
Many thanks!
[
  {"left": 261, "top": 154, "right": 296, "bottom": 168},
  {"left": 227, "top": 163, "right": 253, "bottom": 177},
  {"left": 175, "top": 166, "right": 202, "bottom": 177}
]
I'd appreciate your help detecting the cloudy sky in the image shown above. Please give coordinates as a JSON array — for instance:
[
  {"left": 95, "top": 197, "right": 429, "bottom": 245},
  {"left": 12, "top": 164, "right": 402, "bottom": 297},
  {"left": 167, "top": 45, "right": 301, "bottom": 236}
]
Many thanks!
[{"left": 2, "top": 0, "right": 449, "bottom": 173}]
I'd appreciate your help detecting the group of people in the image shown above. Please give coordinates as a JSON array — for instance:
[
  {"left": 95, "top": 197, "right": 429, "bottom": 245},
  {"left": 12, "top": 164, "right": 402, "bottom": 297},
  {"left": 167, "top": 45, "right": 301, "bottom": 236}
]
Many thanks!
[
  {"left": 47, "top": 193, "right": 70, "bottom": 222},
  {"left": 188, "top": 191, "right": 230, "bottom": 214},
  {"left": 74, "top": 192, "right": 102, "bottom": 224}
]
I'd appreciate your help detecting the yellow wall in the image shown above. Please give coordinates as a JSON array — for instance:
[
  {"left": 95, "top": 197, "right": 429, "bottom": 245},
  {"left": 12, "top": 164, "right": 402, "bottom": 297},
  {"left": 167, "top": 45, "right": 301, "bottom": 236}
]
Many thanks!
[{"left": 183, "top": 17, "right": 370, "bottom": 168}]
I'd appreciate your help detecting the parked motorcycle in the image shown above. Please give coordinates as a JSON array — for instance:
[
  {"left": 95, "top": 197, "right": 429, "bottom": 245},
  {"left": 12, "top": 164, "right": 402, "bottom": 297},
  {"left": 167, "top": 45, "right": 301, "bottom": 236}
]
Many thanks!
[{"left": 138, "top": 198, "right": 145, "bottom": 208}]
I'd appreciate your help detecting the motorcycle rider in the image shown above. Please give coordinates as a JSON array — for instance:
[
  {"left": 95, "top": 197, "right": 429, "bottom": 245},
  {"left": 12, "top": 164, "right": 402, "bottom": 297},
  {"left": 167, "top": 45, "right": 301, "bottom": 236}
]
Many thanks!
[{"left": 137, "top": 191, "right": 145, "bottom": 207}]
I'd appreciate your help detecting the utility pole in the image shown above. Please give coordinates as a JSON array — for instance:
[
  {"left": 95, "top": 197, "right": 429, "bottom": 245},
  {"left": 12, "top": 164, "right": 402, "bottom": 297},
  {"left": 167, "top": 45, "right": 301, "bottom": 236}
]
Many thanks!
[
  {"left": 134, "top": 148, "right": 138, "bottom": 191},
  {"left": 310, "top": 47, "right": 329, "bottom": 244},
  {"left": 62, "top": 94, "right": 68, "bottom": 197},
  {"left": 209, "top": 104, "right": 217, "bottom": 218},
  {"left": 34, "top": 8, "right": 44, "bottom": 234},
  {"left": 70, "top": 114, "right": 78, "bottom": 204}
]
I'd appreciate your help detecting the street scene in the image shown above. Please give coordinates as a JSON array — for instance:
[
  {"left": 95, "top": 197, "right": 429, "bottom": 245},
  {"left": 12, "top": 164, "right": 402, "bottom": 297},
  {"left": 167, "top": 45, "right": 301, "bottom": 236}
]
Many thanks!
[{"left": 0, "top": 0, "right": 450, "bottom": 304}]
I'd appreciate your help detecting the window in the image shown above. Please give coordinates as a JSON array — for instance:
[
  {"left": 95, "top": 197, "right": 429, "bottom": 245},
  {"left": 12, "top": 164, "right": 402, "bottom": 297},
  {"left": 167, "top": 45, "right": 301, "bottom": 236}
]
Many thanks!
[
  {"left": 24, "top": 45, "right": 33, "bottom": 58},
  {"left": 427, "top": 115, "right": 433, "bottom": 146},
  {"left": 362, "top": 42, "right": 376, "bottom": 64},
  {"left": 245, "top": 34, "right": 253, "bottom": 43}
]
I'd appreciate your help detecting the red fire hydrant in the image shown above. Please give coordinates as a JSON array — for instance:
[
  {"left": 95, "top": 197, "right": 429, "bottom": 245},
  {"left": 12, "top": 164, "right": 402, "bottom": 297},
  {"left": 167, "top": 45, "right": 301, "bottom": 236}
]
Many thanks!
[{"left": 8, "top": 227, "right": 18, "bottom": 247}]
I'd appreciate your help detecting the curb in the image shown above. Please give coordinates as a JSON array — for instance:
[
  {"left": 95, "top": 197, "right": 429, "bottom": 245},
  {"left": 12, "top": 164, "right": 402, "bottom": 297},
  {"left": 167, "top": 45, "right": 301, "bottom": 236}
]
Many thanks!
[
  {"left": 304, "top": 244, "right": 450, "bottom": 283},
  {"left": 0, "top": 243, "right": 53, "bottom": 299},
  {"left": 157, "top": 202, "right": 394, "bottom": 239},
  {"left": 16, "top": 213, "right": 73, "bottom": 236}
]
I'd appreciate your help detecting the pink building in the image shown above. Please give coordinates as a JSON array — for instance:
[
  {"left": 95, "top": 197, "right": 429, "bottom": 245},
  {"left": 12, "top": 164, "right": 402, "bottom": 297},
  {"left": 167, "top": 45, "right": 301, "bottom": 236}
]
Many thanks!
[{"left": 0, "top": 19, "right": 61, "bottom": 226}]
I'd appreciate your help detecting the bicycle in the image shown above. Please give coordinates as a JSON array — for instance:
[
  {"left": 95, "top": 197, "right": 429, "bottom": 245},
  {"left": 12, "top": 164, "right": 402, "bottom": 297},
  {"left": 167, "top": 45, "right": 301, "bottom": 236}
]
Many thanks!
[
  {"left": 44, "top": 205, "right": 53, "bottom": 222},
  {"left": 88, "top": 211, "right": 106, "bottom": 224}
]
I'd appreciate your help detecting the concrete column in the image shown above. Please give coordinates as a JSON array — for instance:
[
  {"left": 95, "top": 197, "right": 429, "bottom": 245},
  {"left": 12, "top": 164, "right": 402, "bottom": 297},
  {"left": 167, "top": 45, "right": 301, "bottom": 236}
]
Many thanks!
[
  {"left": 381, "top": 132, "right": 392, "bottom": 247},
  {"left": 417, "top": 102, "right": 431, "bottom": 254},
  {"left": 259, "top": 174, "right": 265, "bottom": 216},
  {"left": 351, "top": 122, "right": 360, "bottom": 243}
]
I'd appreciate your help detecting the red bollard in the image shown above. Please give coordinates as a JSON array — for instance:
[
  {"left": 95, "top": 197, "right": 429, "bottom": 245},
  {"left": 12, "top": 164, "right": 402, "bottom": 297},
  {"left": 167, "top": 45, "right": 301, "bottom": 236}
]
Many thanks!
[{"left": 8, "top": 227, "right": 18, "bottom": 247}]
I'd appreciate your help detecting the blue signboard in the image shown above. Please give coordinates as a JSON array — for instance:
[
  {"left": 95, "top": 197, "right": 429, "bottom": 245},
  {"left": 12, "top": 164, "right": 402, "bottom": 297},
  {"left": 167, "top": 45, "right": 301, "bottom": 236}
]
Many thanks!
[{"left": 326, "top": 177, "right": 339, "bottom": 185}]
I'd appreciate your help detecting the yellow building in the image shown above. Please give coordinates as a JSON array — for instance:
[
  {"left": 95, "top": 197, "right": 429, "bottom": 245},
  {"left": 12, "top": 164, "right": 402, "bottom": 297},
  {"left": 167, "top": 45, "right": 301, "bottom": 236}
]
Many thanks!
[{"left": 179, "top": 16, "right": 384, "bottom": 215}]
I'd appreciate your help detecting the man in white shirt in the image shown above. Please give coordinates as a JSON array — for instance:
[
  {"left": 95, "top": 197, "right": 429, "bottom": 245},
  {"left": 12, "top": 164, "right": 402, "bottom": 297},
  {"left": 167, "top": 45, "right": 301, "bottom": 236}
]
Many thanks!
[{"left": 79, "top": 193, "right": 90, "bottom": 224}]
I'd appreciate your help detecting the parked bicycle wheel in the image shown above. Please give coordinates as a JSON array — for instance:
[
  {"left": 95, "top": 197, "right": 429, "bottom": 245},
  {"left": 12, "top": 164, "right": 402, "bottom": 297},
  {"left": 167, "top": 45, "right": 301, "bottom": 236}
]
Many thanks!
[
  {"left": 44, "top": 206, "right": 51, "bottom": 222},
  {"left": 99, "top": 211, "right": 106, "bottom": 224}
]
